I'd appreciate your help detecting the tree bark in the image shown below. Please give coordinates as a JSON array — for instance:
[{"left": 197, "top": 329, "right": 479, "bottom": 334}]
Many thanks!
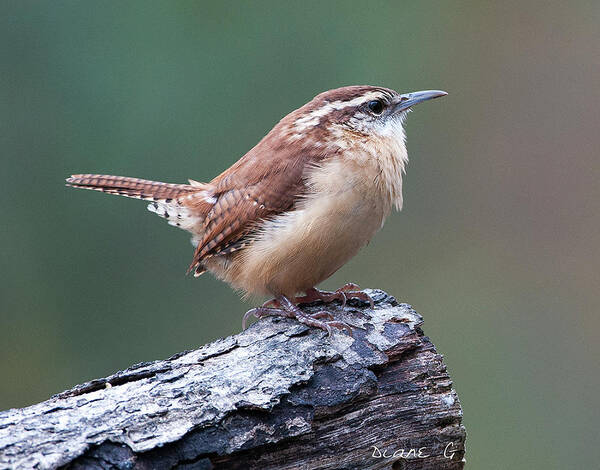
[{"left": 0, "top": 290, "right": 466, "bottom": 469}]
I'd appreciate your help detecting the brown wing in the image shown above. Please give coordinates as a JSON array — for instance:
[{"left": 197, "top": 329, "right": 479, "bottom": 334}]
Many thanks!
[{"left": 188, "top": 141, "right": 321, "bottom": 275}]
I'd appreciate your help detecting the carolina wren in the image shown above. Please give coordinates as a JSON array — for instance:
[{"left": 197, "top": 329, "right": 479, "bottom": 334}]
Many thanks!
[{"left": 67, "top": 86, "right": 446, "bottom": 335}]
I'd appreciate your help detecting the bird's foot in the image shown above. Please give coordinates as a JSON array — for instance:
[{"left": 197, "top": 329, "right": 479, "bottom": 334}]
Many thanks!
[
  {"left": 260, "top": 298, "right": 281, "bottom": 309},
  {"left": 295, "top": 283, "right": 375, "bottom": 309},
  {"left": 242, "top": 295, "right": 353, "bottom": 336}
]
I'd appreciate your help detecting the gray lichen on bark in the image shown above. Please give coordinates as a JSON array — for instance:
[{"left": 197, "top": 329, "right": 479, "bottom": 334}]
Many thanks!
[{"left": 0, "top": 290, "right": 466, "bottom": 469}]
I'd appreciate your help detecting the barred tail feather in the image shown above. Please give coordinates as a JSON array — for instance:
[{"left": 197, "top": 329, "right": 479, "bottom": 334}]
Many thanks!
[
  {"left": 66, "top": 174, "right": 201, "bottom": 200},
  {"left": 66, "top": 173, "right": 215, "bottom": 235}
]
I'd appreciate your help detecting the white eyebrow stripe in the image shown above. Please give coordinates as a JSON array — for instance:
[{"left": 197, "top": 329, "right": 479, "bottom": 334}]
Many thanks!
[{"left": 293, "top": 91, "right": 385, "bottom": 130}]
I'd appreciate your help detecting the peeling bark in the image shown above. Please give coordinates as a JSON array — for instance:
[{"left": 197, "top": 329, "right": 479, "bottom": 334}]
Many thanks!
[{"left": 0, "top": 290, "right": 466, "bottom": 469}]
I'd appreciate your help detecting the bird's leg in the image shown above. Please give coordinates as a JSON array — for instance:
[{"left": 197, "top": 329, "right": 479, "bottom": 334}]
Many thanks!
[
  {"left": 295, "top": 283, "right": 374, "bottom": 309},
  {"left": 242, "top": 295, "right": 352, "bottom": 336}
]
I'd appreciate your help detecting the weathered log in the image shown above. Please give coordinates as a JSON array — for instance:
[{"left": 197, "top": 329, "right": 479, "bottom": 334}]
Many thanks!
[{"left": 0, "top": 290, "right": 466, "bottom": 469}]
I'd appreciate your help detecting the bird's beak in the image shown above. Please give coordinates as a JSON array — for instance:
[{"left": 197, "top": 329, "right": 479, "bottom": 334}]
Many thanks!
[{"left": 394, "top": 90, "right": 447, "bottom": 113}]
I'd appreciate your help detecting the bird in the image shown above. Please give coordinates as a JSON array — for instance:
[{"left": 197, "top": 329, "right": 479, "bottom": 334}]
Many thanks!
[{"left": 66, "top": 85, "right": 446, "bottom": 335}]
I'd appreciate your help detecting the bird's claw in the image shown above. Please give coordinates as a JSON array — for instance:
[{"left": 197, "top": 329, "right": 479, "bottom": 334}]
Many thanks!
[
  {"left": 242, "top": 306, "right": 292, "bottom": 330},
  {"left": 293, "top": 310, "right": 353, "bottom": 337},
  {"left": 296, "top": 283, "right": 374, "bottom": 310},
  {"left": 242, "top": 298, "right": 353, "bottom": 337}
]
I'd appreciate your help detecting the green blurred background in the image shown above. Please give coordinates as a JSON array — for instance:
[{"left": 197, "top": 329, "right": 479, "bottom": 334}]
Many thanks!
[{"left": 1, "top": 1, "right": 598, "bottom": 468}]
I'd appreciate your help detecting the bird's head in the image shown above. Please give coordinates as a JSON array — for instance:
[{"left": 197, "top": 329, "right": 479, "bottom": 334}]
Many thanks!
[{"left": 284, "top": 85, "right": 446, "bottom": 148}]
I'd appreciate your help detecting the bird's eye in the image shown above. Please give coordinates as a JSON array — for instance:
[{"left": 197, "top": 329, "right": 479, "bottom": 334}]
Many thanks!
[{"left": 367, "top": 100, "right": 384, "bottom": 115}]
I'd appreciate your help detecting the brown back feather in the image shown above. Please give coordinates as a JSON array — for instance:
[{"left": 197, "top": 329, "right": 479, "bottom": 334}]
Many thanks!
[{"left": 188, "top": 124, "right": 337, "bottom": 274}]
